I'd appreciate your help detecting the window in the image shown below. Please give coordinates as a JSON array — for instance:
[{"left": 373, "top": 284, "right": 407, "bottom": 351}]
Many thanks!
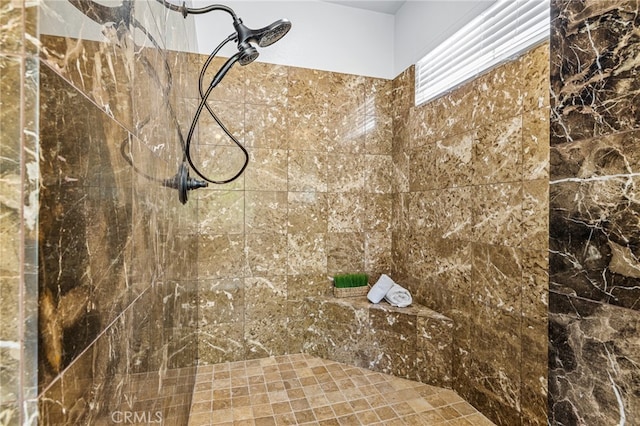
[{"left": 415, "top": 0, "right": 549, "bottom": 106}]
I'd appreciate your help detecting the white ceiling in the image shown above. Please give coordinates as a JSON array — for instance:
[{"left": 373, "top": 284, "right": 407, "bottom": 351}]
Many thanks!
[{"left": 322, "top": 1, "right": 407, "bottom": 15}]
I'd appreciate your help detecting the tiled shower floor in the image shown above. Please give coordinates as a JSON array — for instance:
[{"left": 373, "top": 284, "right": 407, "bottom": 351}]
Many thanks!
[{"left": 188, "top": 353, "right": 495, "bottom": 426}]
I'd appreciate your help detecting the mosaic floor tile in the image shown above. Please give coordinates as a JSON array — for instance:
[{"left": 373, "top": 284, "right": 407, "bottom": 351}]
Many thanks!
[{"left": 188, "top": 354, "right": 494, "bottom": 426}]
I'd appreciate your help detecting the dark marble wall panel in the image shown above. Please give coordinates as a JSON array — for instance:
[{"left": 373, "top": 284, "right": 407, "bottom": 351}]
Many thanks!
[
  {"left": 550, "top": 0, "right": 640, "bottom": 144},
  {"left": 1, "top": 1, "right": 40, "bottom": 424},
  {"left": 549, "top": 294, "right": 640, "bottom": 425},
  {"left": 390, "top": 43, "right": 551, "bottom": 426},
  {"left": 38, "top": 64, "right": 133, "bottom": 386},
  {"left": 33, "top": 1, "right": 199, "bottom": 424},
  {"left": 39, "top": 284, "right": 196, "bottom": 425},
  {"left": 550, "top": 1, "right": 640, "bottom": 424}
]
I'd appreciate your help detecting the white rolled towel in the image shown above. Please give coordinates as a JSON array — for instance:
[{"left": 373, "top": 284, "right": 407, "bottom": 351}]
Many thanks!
[
  {"left": 384, "top": 284, "right": 412, "bottom": 308},
  {"left": 367, "top": 274, "right": 395, "bottom": 303}
]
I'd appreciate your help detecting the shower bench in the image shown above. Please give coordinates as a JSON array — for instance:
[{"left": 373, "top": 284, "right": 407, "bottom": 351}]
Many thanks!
[{"left": 301, "top": 296, "right": 453, "bottom": 388}]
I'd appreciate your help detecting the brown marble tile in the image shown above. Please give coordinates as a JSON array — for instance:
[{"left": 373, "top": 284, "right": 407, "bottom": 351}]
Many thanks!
[
  {"left": 363, "top": 193, "right": 393, "bottom": 232},
  {"left": 197, "top": 189, "right": 244, "bottom": 234},
  {"left": 550, "top": 176, "right": 640, "bottom": 310},
  {"left": 287, "top": 106, "right": 329, "bottom": 151},
  {"left": 392, "top": 66, "right": 414, "bottom": 121},
  {"left": 245, "top": 62, "right": 288, "bottom": 106},
  {"left": 463, "top": 304, "right": 522, "bottom": 426},
  {"left": 244, "top": 148, "right": 288, "bottom": 191},
  {"left": 522, "top": 179, "right": 549, "bottom": 251},
  {"left": 521, "top": 318, "right": 548, "bottom": 425},
  {"left": 472, "top": 183, "right": 523, "bottom": 247},
  {"left": 245, "top": 317, "right": 289, "bottom": 359},
  {"left": 287, "top": 233, "right": 326, "bottom": 275},
  {"left": 198, "top": 234, "right": 246, "bottom": 279},
  {"left": 327, "top": 153, "right": 365, "bottom": 193},
  {"left": 436, "top": 187, "right": 474, "bottom": 241},
  {"left": 246, "top": 232, "right": 287, "bottom": 276},
  {"left": 189, "top": 144, "right": 247, "bottom": 190},
  {"left": 40, "top": 285, "right": 196, "bottom": 425},
  {"left": 435, "top": 131, "right": 475, "bottom": 188},
  {"left": 419, "top": 82, "right": 478, "bottom": 144},
  {"left": 521, "top": 249, "right": 549, "bottom": 322},
  {"left": 364, "top": 231, "right": 393, "bottom": 274},
  {"left": 197, "top": 100, "right": 245, "bottom": 145},
  {"left": 287, "top": 191, "right": 328, "bottom": 234},
  {"left": 38, "top": 64, "right": 134, "bottom": 384},
  {"left": 244, "top": 104, "right": 287, "bottom": 149},
  {"left": 520, "top": 43, "right": 551, "bottom": 113},
  {"left": 288, "top": 150, "right": 327, "bottom": 192},
  {"left": 245, "top": 191, "right": 287, "bottom": 234},
  {"left": 244, "top": 276, "right": 288, "bottom": 323},
  {"left": 523, "top": 108, "right": 551, "bottom": 181},
  {"left": 369, "top": 329, "right": 417, "bottom": 379},
  {"left": 0, "top": 0, "right": 23, "bottom": 54},
  {"left": 416, "top": 313, "right": 454, "bottom": 388},
  {"left": 474, "top": 57, "right": 524, "bottom": 130},
  {"left": 198, "top": 323, "right": 245, "bottom": 364},
  {"left": 365, "top": 154, "right": 394, "bottom": 194},
  {"left": 404, "top": 231, "right": 438, "bottom": 283},
  {"left": 392, "top": 145, "right": 411, "bottom": 194},
  {"left": 200, "top": 55, "right": 245, "bottom": 103},
  {"left": 198, "top": 278, "right": 244, "bottom": 326},
  {"left": 407, "top": 191, "right": 439, "bottom": 235},
  {"left": 364, "top": 78, "right": 393, "bottom": 155},
  {"left": 473, "top": 116, "right": 523, "bottom": 185},
  {"left": 471, "top": 244, "right": 523, "bottom": 314},
  {"left": 302, "top": 298, "right": 373, "bottom": 368},
  {"left": 327, "top": 193, "right": 364, "bottom": 232},
  {"left": 432, "top": 238, "right": 472, "bottom": 296},
  {"left": 287, "top": 274, "right": 331, "bottom": 301},
  {"left": 326, "top": 232, "right": 364, "bottom": 275},
  {"left": 408, "top": 145, "right": 438, "bottom": 192},
  {"left": 40, "top": 35, "right": 135, "bottom": 132}
]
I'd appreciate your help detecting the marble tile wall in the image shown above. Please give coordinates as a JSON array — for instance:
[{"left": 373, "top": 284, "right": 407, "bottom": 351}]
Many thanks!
[
  {"left": 549, "top": 0, "right": 640, "bottom": 424},
  {"left": 0, "top": 0, "right": 39, "bottom": 424},
  {"left": 189, "top": 59, "right": 395, "bottom": 364},
  {"left": 19, "top": 1, "right": 199, "bottom": 424},
  {"left": 390, "top": 44, "right": 551, "bottom": 425}
]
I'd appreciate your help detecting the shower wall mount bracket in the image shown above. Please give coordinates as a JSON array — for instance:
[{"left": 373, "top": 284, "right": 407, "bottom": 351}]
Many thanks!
[{"left": 162, "top": 162, "right": 208, "bottom": 204}]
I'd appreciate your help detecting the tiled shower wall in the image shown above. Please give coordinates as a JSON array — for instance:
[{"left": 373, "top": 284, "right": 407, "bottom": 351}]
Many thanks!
[
  {"left": 390, "top": 44, "right": 550, "bottom": 426},
  {"left": 549, "top": 1, "right": 640, "bottom": 424},
  {"left": 185, "top": 36, "right": 550, "bottom": 426},
  {"left": 7, "top": 1, "right": 200, "bottom": 424},
  {"left": 0, "top": 1, "right": 39, "bottom": 424},
  {"left": 187, "top": 57, "right": 396, "bottom": 363}
]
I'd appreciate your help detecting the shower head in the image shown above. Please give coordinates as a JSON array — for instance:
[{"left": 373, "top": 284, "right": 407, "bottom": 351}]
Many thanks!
[
  {"left": 256, "top": 19, "right": 292, "bottom": 47},
  {"left": 237, "top": 43, "right": 259, "bottom": 66},
  {"left": 233, "top": 18, "right": 292, "bottom": 49}
]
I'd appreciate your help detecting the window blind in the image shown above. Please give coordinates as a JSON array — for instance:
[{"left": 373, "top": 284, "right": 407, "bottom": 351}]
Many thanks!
[{"left": 415, "top": 0, "right": 549, "bottom": 106}]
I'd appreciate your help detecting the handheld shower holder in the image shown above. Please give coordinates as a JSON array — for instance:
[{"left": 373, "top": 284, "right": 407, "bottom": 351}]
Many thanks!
[{"left": 163, "top": 162, "right": 208, "bottom": 204}]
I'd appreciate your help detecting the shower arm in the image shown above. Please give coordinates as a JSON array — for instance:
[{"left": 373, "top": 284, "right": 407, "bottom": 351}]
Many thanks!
[{"left": 155, "top": 0, "right": 238, "bottom": 20}]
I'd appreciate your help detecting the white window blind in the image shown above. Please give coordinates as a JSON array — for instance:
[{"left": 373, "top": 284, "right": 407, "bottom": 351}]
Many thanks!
[{"left": 415, "top": 0, "right": 549, "bottom": 107}]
